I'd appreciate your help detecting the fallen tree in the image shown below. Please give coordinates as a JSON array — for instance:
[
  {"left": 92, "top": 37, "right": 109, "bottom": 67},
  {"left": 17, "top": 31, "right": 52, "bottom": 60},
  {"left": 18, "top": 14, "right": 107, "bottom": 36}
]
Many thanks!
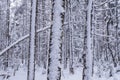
[{"left": 0, "top": 26, "right": 51, "bottom": 56}]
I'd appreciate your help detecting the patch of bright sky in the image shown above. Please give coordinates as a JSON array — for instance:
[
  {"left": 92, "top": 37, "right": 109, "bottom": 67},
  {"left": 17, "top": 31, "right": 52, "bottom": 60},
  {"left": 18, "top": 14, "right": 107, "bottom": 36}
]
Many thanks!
[
  {"left": 10, "top": 0, "right": 22, "bottom": 8},
  {"left": 10, "top": 0, "right": 23, "bottom": 20}
]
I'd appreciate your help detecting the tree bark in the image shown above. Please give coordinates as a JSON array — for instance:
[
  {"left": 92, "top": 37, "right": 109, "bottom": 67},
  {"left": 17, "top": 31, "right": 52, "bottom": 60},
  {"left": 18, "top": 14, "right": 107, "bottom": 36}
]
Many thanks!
[
  {"left": 47, "top": 0, "right": 64, "bottom": 80},
  {"left": 82, "top": 0, "right": 93, "bottom": 80},
  {"left": 27, "top": 0, "right": 37, "bottom": 80}
]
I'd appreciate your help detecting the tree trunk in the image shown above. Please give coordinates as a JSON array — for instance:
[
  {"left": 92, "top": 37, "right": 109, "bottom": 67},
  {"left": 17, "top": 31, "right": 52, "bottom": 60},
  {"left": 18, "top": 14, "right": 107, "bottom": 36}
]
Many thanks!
[
  {"left": 5, "top": 0, "right": 10, "bottom": 70},
  {"left": 82, "top": 0, "right": 93, "bottom": 80},
  {"left": 27, "top": 0, "right": 37, "bottom": 80},
  {"left": 47, "top": 0, "right": 64, "bottom": 80}
]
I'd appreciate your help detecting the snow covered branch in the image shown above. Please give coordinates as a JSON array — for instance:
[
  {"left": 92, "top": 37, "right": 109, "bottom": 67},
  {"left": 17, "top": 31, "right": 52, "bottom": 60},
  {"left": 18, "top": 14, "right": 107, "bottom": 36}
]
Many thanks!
[{"left": 0, "top": 26, "right": 51, "bottom": 56}]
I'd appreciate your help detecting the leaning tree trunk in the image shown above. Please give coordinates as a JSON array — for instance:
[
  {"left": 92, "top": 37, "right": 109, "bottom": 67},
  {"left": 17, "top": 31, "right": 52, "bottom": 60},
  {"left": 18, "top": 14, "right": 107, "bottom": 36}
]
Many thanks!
[
  {"left": 27, "top": 0, "right": 37, "bottom": 80},
  {"left": 47, "top": 0, "right": 64, "bottom": 80}
]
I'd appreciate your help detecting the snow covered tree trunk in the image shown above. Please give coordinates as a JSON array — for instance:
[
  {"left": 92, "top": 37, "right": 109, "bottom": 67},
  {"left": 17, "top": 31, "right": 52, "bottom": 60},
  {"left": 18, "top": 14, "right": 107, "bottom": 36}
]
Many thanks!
[
  {"left": 27, "top": 0, "right": 37, "bottom": 80},
  {"left": 82, "top": 0, "right": 93, "bottom": 80},
  {"left": 68, "top": 0, "right": 74, "bottom": 74},
  {"left": 47, "top": 0, "right": 64, "bottom": 80},
  {"left": 5, "top": 0, "right": 10, "bottom": 70},
  {"left": 115, "top": 0, "right": 119, "bottom": 66}
]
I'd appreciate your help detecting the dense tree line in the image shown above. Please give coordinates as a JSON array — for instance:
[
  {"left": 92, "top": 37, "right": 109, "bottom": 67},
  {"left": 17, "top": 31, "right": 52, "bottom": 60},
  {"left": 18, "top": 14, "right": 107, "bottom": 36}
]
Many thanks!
[{"left": 0, "top": 0, "right": 120, "bottom": 80}]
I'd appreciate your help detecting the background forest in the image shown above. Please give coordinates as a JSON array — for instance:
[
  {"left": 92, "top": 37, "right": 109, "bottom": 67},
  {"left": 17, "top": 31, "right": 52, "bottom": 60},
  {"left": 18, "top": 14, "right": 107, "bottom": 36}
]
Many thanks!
[{"left": 0, "top": 0, "right": 120, "bottom": 80}]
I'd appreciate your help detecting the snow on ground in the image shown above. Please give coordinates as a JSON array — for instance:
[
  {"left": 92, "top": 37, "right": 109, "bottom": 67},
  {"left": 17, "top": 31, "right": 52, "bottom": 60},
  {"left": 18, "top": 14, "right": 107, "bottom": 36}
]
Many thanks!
[
  {"left": 92, "top": 72, "right": 120, "bottom": 80},
  {"left": 9, "top": 68, "right": 27, "bottom": 80},
  {"left": 6, "top": 67, "right": 83, "bottom": 80},
  {"left": 0, "top": 67, "right": 119, "bottom": 80},
  {"left": 61, "top": 68, "right": 83, "bottom": 80},
  {"left": 8, "top": 68, "right": 47, "bottom": 80},
  {"left": 35, "top": 68, "right": 47, "bottom": 80}
]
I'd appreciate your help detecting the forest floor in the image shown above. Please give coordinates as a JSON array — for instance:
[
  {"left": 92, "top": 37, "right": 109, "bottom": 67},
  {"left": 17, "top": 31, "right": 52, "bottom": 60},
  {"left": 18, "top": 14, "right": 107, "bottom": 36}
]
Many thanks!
[
  {"left": 8, "top": 67, "right": 82, "bottom": 80},
  {"left": 0, "top": 66, "right": 120, "bottom": 80}
]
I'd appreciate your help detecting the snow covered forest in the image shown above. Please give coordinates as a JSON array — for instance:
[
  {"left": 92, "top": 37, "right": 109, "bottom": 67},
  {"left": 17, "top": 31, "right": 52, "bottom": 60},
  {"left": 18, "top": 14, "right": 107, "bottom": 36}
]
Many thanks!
[{"left": 0, "top": 0, "right": 120, "bottom": 80}]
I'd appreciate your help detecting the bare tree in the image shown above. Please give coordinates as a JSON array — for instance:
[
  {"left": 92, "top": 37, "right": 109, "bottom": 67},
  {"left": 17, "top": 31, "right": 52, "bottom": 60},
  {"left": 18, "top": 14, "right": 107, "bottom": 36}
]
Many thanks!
[
  {"left": 27, "top": 0, "right": 37, "bottom": 80},
  {"left": 47, "top": 0, "right": 64, "bottom": 80},
  {"left": 82, "top": 0, "right": 93, "bottom": 80}
]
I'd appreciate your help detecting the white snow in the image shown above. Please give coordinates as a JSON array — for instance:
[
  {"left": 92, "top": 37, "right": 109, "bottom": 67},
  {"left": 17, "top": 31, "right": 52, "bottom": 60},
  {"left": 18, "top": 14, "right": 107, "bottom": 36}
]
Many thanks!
[
  {"left": 48, "top": 0, "right": 64, "bottom": 80},
  {"left": 8, "top": 68, "right": 47, "bottom": 80},
  {"left": 10, "top": 0, "right": 22, "bottom": 8},
  {"left": 0, "top": 26, "right": 51, "bottom": 56},
  {"left": 3, "top": 67, "right": 119, "bottom": 80},
  {"left": 28, "top": 0, "right": 37, "bottom": 79},
  {"left": 9, "top": 68, "right": 27, "bottom": 80},
  {"left": 2, "top": 67, "right": 120, "bottom": 80},
  {"left": 61, "top": 68, "right": 83, "bottom": 80},
  {"left": 85, "top": 0, "right": 93, "bottom": 80},
  {"left": 6, "top": 67, "right": 83, "bottom": 80}
]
